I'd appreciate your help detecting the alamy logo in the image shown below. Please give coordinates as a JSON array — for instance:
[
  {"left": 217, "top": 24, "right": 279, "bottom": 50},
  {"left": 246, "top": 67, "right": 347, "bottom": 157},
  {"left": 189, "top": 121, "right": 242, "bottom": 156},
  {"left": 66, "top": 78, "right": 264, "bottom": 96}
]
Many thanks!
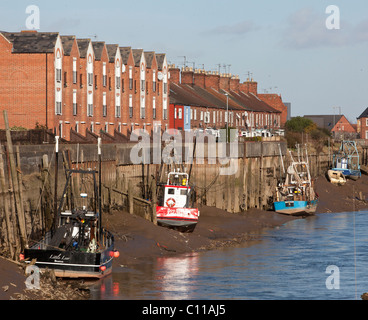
[
  {"left": 325, "top": 265, "right": 340, "bottom": 290},
  {"left": 325, "top": 5, "right": 340, "bottom": 30},
  {"left": 130, "top": 127, "right": 239, "bottom": 176},
  {"left": 25, "top": 5, "right": 40, "bottom": 30},
  {"left": 25, "top": 265, "right": 40, "bottom": 290}
]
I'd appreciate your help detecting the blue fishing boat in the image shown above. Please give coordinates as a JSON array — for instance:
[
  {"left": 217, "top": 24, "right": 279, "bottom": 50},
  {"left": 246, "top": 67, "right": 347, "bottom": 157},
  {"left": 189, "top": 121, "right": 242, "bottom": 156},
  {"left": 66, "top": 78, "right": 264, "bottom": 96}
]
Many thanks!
[
  {"left": 273, "top": 198, "right": 318, "bottom": 215},
  {"left": 274, "top": 146, "right": 318, "bottom": 216},
  {"left": 331, "top": 140, "right": 361, "bottom": 180}
]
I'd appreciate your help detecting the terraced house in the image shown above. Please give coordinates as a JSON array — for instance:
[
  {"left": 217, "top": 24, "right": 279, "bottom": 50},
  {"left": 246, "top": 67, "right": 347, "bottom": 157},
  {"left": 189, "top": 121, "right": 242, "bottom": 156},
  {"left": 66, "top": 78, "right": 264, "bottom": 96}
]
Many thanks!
[
  {"left": 0, "top": 30, "right": 169, "bottom": 141},
  {"left": 168, "top": 65, "right": 287, "bottom": 134},
  {"left": 0, "top": 30, "right": 287, "bottom": 142}
]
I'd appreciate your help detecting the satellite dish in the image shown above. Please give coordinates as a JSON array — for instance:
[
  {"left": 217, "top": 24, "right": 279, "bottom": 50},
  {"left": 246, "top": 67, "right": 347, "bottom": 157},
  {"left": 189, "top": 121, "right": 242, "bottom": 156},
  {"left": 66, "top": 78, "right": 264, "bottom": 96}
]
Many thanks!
[{"left": 157, "top": 72, "right": 163, "bottom": 80}]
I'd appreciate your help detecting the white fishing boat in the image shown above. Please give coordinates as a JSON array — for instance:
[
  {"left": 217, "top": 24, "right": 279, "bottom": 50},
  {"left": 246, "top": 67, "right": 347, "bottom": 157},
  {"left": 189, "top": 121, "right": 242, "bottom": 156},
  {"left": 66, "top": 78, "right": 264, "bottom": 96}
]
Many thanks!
[
  {"left": 156, "top": 169, "right": 199, "bottom": 232},
  {"left": 327, "top": 169, "right": 346, "bottom": 186}
]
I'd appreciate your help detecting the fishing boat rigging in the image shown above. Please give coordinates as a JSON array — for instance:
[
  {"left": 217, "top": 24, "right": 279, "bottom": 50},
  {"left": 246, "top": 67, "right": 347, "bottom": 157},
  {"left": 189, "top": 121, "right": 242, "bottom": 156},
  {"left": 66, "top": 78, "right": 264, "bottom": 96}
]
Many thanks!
[
  {"left": 273, "top": 144, "right": 318, "bottom": 216},
  {"left": 22, "top": 137, "right": 117, "bottom": 278}
]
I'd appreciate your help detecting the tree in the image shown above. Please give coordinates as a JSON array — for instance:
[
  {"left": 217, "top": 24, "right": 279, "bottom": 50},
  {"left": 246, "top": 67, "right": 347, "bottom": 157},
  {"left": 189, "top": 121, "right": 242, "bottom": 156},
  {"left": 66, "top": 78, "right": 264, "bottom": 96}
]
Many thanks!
[{"left": 285, "top": 117, "right": 314, "bottom": 133}]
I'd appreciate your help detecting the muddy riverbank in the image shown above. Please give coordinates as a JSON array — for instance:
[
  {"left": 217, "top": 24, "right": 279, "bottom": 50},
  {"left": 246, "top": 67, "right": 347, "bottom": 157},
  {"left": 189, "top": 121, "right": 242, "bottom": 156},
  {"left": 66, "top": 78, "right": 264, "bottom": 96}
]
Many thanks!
[{"left": 1, "top": 174, "right": 368, "bottom": 300}]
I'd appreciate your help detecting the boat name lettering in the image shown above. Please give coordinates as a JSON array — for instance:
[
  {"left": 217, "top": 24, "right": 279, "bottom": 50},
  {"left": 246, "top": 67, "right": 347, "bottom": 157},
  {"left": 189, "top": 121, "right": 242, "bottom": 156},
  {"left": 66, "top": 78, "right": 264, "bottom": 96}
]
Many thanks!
[{"left": 49, "top": 254, "right": 70, "bottom": 261}]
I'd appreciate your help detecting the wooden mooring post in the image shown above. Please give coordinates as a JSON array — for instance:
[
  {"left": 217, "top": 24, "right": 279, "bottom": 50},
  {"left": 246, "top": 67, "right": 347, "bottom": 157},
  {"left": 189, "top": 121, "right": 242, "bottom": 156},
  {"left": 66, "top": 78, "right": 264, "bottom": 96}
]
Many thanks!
[
  {"left": 0, "top": 143, "right": 15, "bottom": 258},
  {"left": 3, "top": 110, "right": 28, "bottom": 251}
]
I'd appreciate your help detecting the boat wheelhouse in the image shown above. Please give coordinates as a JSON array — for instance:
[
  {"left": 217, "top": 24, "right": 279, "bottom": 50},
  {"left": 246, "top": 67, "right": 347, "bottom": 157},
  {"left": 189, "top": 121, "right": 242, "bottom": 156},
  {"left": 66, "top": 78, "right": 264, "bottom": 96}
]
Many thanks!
[{"left": 332, "top": 140, "right": 361, "bottom": 180}]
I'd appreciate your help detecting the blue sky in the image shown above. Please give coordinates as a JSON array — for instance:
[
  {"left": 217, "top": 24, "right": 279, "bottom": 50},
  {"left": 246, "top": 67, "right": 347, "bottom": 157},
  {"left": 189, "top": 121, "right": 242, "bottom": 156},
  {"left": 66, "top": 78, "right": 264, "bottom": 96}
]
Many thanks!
[{"left": 2, "top": 0, "right": 368, "bottom": 122}]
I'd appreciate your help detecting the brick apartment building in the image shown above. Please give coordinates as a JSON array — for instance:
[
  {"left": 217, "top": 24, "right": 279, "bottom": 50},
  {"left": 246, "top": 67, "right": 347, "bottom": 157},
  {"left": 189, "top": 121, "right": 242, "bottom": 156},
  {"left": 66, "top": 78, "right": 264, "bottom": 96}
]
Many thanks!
[
  {"left": 0, "top": 30, "right": 169, "bottom": 141},
  {"left": 357, "top": 107, "right": 368, "bottom": 140},
  {"left": 168, "top": 65, "right": 286, "bottom": 133}
]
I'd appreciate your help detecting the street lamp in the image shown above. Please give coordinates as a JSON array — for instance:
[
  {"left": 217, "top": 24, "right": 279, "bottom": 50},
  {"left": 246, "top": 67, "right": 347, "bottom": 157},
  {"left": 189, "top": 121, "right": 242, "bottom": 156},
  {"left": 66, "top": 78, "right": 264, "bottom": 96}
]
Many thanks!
[{"left": 225, "top": 93, "right": 229, "bottom": 142}]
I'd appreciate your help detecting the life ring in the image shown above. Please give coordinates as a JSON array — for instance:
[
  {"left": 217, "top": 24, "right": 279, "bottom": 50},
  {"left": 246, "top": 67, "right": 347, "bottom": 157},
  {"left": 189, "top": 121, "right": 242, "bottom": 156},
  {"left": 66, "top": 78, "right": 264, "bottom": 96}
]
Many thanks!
[{"left": 166, "top": 198, "right": 176, "bottom": 208}]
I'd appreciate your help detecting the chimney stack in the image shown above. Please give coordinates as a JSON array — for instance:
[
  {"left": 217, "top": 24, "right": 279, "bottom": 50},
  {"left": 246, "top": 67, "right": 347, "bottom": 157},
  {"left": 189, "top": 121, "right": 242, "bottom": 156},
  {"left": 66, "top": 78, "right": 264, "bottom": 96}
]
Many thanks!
[
  {"left": 205, "top": 71, "right": 220, "bottom": 91},
  {"left": 230, "top": 75, "right": 240, "bottom": 92},
  {"left": 181, "top": 66, "right": 194, "bottom": 85},
  {"left": 240, "top": 79, "right": 258, "bottom": 95},
  {"left": 193, "top": 69, "right": 206, "bottom": 88},
  {"left": 219, "top": 73, "right": 231, "bottom": 91},
  {"left": 168, "top": 64, "right": 180, "bottom": 84}
]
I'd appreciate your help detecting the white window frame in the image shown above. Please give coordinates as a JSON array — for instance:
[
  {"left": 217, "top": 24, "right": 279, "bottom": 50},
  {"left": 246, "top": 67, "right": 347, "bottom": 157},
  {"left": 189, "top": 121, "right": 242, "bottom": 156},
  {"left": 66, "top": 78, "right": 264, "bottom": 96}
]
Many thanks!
[
  {"left": 87, "top": 92, "right": 93, "bottom": 117},
  {"left": 73, "top": 58, "right": 77, "bottom": 84},
  {"left": 73, "top": 89, "right": 77, "bottom": 116},
  {"left": 103, "top": 63, "right": 107, "bottom": 87},
  {"left": 129, "top": 94, "right": 133, "bottom": 118},
  {"left": 55, "top": 89, "right": 62, "bottom": 115},
  {"left": 115, "top": 94, "right": 121, "bottom": 118},
  {"left": 103, "top": 92, "right": 107, "bottom": 117},
  {"left": 153, "top": 97, "right": 156, "bottom": 119}
]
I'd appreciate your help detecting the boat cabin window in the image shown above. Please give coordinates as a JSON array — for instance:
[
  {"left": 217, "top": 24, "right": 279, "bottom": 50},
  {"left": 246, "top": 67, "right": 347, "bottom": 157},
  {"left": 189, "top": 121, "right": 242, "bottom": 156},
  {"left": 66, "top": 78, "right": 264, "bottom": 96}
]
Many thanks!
[
  {"left": 168, "top": 188, "right": 175, "bottom": 194},
  {"left": 180, "top": 189, "right": 188, "bottom": 195}
]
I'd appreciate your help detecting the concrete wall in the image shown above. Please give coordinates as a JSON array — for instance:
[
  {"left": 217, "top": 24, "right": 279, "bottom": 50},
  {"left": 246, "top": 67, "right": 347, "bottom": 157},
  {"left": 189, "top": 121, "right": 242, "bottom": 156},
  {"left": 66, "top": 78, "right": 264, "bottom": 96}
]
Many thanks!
[{"left": 12, "top": 141, "right": 329, "bottom": 216}]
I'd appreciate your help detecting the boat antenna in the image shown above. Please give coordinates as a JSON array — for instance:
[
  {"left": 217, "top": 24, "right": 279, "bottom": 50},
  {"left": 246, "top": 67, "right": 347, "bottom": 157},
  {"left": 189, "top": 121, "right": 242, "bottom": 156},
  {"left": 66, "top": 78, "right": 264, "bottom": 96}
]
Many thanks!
[
  {"left": 278, "top": 143, "right": 285, "bottom": 175},
  {"left": 98, "top": 137, "right": 102, "bottom": 240},
  {"left": 188, "top": 133, "right": 197, "bottom": 180},
  {"left": 52, "top": 136, "right": 59, "bottom": 236}
]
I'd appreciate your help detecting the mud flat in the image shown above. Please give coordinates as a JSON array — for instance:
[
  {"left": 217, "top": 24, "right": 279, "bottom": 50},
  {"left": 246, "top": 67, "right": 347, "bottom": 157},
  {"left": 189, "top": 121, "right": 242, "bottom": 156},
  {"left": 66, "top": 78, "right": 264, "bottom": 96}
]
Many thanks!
[{"left": 1, "top": 174, "right": 368, "bottom": 300}]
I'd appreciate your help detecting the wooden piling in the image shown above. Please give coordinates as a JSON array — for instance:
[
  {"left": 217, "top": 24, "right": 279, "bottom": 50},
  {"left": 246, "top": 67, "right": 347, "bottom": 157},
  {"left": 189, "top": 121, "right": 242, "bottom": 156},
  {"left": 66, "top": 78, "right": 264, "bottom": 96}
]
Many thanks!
[
  {"left": 128, "top": 180, "right": 134, "bottom": 215},
  {"left": 0, "top": 143, "right": 14, "bottom": 258},
  {"left": 151, "top": 177, "right": 157, "bottom": 225},
  {"left": 3, "top": 110, "right": 28, "bottom": 251}
]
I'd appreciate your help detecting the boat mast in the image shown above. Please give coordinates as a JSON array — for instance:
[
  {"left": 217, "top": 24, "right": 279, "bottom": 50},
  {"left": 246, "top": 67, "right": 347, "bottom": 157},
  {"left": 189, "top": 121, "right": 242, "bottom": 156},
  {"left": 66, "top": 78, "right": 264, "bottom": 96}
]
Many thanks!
[
  {"left": 278, "top": 143, "right": 285, "bottom": 175},
  {"left": 52, "top": 136, "right": 59, "bottom": 235},
  {"left": 98, "top": 137, "right": 102, "bottom": 241}
]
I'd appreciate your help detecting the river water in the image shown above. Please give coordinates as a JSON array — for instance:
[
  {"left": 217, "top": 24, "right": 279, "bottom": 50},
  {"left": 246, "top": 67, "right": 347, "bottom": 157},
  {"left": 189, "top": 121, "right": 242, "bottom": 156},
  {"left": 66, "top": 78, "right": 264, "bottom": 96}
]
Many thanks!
[{"left": 90, "top": 210, "right": 368, "bottom": 300}]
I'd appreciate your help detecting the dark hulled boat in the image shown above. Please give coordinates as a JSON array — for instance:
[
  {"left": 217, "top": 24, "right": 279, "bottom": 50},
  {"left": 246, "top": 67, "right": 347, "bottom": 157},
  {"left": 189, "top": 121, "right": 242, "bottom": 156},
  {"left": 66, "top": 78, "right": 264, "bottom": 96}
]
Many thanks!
[{"left": 22, "top": 138, "right": 117, "bottom": 278}]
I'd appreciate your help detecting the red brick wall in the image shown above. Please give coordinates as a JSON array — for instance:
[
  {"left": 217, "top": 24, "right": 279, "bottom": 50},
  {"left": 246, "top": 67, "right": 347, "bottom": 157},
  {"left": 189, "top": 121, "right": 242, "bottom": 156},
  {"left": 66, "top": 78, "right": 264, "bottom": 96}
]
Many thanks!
[
  {"left": 239, "top": 81, "right": 257, "bottom": 95},
  {"left": 181, "top": 69, "right": 194, "bottom": 85},
  {"left": 93, "top": 45, "right": 110, "bottom": 135},
  {"left": 193, "top": 71, "right": 205, "bottom": 88},
  {"left": 0, "top": 35, "right": 57, "bottom": 131},
  {"left": 121, "top": 52, "right": 134, "bottom": 135},
  {"left": 230, "top": 77, "right": 240, "bottom": 92},
  {"left": 332, "top": 115, "right": 356, "bottom": 133},
  {"left": 205, "top": 73, "right": 220, "bottom": 91},
  {"left": 258, "top": 93, "right": 287, "bottom": 127},
  {"left": 169, "top": 66, "right": 180, "bottom": 85},
  {"left": 62, "top": 38, "right": 81, "bottom": 140},
  {"left": 219, "top": 75, "right": 230, "bottom": 91},
  {"left": 360, "top": 118, "right": 368, "bottom": 139}
]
